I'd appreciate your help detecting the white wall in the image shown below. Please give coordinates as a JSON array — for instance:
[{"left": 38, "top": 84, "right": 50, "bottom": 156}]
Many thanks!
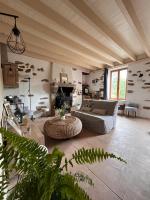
[
  {"left": 3, "top": 53, "right": 50, "bottom": 112},
  {"left": 127, "top": 59, "right": 150, "bottom": 119},
  {"left": 0, "top": 46, "right": 4, "bottom": 122}
]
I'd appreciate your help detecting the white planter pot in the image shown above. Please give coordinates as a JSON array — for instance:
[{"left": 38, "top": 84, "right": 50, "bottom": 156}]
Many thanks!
[{"left": 61, "top": 115, "right": 66, "bottom": 120}]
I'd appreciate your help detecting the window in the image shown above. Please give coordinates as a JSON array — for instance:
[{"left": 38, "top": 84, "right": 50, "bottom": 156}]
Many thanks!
[{"left": 110, "top": 68, "right": 127, "bottom": 100}]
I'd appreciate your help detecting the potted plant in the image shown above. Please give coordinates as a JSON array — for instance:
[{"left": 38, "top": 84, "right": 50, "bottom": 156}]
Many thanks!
[
  {"left": 57, "top": 103, "right": 69, "bottom": 120},
  {"left": 0, "top": 128, "right": 126, "bottom": 200}
]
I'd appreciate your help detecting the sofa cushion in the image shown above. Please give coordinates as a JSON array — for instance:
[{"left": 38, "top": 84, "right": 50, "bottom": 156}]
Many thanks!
[
  {"left": 91, "top": 100, "right": 118, "bottom": 115},
  {"left": 92, "top": 108, "right": 106, "bottom": 115}
]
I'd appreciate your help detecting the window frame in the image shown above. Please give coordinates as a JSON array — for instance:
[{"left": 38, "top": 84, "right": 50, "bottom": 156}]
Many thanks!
[{"left": 110, "top": 68, "right": 127, "bottom": 100}]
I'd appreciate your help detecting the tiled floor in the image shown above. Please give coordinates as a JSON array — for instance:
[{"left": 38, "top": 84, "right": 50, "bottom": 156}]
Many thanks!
[{"left": 46, "top": 116, "right": 150, "bottom": 200}]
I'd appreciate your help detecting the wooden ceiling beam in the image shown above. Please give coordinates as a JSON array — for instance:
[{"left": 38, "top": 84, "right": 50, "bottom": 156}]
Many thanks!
[
  {"left": 26, "top": 44, "right": 93, "bottom": 70},
  {"left": 66, "top": 0, "right": 136, "bottom": 61},
  {"left": 26, "top": 44, "right": 97, "bottom": 70},
  {"left": 22, "top": 0, "right": 123, "bottom": 64},
  {"left": 0, "top": 33, "right": 95, "bottom": 70},
  {"left": 116, "top": 0, "right": 150, "bottom": 57},
  {"left": 25, "top": 51, "right": 93, "bottom": 71},
  {"left": 26, "top": 44, "right": 96, "bottom": 70},
  {"left": 0, "top": 22, "right": 102, "bottom": 68},
  {"left": 0, "top": 2, "right": 113, "bottom": 66}
]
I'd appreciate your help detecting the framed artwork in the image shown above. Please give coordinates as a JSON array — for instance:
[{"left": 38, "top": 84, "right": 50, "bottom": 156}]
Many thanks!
[
  {"left": 4, "top": 103, "right": 16, "bottom": 120},
  {"left": 60, "top": 73, "right": 68, "bottom": 83},
  {"left": 3, "top": 103, "right": 22, "bottom": 135}
]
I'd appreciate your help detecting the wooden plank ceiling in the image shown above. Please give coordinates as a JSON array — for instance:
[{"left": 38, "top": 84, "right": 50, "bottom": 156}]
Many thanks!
[{"left": 0, "top": 0, "right": 150, "bottom": 70}]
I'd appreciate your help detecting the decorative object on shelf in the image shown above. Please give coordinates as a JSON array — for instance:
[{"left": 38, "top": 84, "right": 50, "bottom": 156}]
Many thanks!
[
  {"left": 0, "top": 12, "right": 25, "bottom": 54},
  {"left": 60, "top": 73, "right": 68, "bottom": 83},
  {"left": 132, "top": 74, "right": 137, "bottom": 76}
]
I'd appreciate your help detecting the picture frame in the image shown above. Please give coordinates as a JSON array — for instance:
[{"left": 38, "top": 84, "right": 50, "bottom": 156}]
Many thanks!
[
  {"left": 60, "top": 73, "right": 68, "bottom": 83},
  {"left": 3, "top": 103, "right": 22, "bottom": 135},
  {"left": 3, "top": 102, "right": 16, "bottom": 120}
]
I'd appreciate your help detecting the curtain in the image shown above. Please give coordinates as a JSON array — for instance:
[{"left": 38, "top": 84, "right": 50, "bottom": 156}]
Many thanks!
[{"left": 103, "top": 68, "right": 108, "bottom": 100}]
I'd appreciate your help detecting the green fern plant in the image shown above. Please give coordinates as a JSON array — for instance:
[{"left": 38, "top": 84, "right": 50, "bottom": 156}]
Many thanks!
[{"left": 0, "top": 128, "right": 126, "bottom": 200}]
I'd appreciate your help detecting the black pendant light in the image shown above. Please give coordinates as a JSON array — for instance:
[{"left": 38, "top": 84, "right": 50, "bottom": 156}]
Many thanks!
[{"left": 0, "top": 12, "right": 25, "bottom": 54}]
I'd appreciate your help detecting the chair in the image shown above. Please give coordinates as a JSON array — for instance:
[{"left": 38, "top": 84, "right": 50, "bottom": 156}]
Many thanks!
[{"left": 125, "top": 103, "right": 139, "bottom": 117}]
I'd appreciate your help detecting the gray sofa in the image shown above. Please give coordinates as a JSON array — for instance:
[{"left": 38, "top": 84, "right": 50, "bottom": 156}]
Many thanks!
[{"left": 72, "top": 99, "right": 118, "bottom": 134}]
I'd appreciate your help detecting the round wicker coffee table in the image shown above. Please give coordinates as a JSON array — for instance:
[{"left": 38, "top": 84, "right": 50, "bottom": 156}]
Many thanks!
[{"left": 44, "top": 116, "right": 82, "bottom": 139}]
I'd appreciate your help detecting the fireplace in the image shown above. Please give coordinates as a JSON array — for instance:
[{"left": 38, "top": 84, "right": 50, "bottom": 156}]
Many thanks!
[{"left": 55, "top": 85, "right": 75, "bottom": 111}]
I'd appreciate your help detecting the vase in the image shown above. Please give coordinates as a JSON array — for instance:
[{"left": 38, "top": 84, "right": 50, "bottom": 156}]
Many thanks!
[{"left": 61, "top": 115, "right": 66, "bottom": 120}]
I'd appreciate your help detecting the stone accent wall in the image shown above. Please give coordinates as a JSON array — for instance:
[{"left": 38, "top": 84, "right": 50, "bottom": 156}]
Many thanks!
[{"left": 127, "top": 58, "right": 150, "bottom": 118}]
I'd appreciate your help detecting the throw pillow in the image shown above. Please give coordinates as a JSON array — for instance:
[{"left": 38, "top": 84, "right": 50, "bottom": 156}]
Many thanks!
[{"left": 92, "top": 108, "right": 106, "bottom": 115}]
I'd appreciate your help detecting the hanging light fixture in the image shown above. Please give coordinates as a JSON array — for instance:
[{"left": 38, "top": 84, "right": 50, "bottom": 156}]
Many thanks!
[{"left": 0, "top": 12, "right": 25, "bottom": 54}]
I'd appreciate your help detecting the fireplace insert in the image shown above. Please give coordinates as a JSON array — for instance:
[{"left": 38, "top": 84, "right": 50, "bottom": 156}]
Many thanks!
[{"left": 55, "top": 86, "right": 74, "bottom": 111}]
